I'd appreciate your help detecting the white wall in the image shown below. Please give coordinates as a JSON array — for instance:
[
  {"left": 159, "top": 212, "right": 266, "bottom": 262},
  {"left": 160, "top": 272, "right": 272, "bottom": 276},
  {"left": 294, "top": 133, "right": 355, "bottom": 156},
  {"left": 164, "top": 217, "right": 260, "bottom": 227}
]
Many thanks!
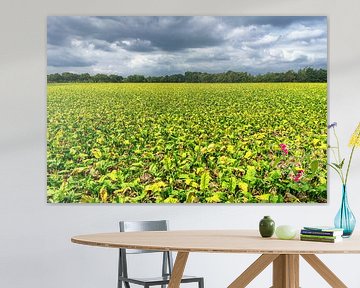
[{"left": 1, "top": 0, "right": 360, "bottom": 287}]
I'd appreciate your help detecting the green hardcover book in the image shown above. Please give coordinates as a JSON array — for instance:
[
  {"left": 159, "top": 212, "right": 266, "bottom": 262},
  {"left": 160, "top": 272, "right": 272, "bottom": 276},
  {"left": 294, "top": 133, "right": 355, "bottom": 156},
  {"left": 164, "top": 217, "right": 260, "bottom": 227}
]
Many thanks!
[
  {"left": 300, "top": 234, "right": 340, "bottom": 240},
  {"left": 300, "top": 236, "right": 342, "bottom": 243}
]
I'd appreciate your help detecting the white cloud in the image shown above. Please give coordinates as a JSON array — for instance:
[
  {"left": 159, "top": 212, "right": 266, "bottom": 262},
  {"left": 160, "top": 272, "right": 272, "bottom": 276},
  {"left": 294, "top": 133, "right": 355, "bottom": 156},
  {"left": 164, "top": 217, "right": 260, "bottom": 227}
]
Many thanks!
[
  {"left": 287, "top": 27, "right": 324, "bottom": 41},
  {"left": 225, "top": 25, "right": 257, "bottom": 40},
  {"left": 245, "top": 34, "right": 280, "bottom": 47}
]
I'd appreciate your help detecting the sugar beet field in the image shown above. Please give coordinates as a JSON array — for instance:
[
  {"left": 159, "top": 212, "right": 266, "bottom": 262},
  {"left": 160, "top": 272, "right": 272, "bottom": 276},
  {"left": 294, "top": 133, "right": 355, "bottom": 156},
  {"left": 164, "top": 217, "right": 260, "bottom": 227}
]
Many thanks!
[{"left": 47, "top": 83, "right": 327, "bottom": 203}]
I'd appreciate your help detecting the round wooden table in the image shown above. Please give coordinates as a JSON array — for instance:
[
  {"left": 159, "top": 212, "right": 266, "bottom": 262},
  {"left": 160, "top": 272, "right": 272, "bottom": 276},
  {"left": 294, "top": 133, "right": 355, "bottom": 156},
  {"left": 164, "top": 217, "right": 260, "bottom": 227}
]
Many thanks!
[{"left": 72, "top": 230, "right": 360, "bottom": 288}]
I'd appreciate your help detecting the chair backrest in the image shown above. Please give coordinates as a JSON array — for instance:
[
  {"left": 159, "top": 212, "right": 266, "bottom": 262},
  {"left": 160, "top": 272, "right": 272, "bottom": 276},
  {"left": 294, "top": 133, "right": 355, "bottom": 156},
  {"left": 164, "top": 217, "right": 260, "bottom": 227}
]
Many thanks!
[
  {"left": 119, "top": 220, "right": 169, "bottom": 254},
  {"left": 120, "top": 220, "right": 168, "bottom": 232},
  {"left": 118, "top": 220, "right": 173, "bottom": 282}
]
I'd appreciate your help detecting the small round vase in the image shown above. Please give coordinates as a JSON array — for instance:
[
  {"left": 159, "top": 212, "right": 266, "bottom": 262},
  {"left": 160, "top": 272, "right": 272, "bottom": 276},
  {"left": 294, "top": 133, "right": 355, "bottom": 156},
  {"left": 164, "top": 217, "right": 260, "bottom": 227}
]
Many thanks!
[
  {"left": 334, "top": 185, "right": 356, "bottom": 238},
  {"left": 259, "top": 216, "right": 275, "bottom": 237},
  {"left": 275, "top": 225, "right": 297, "bottom": 240}
]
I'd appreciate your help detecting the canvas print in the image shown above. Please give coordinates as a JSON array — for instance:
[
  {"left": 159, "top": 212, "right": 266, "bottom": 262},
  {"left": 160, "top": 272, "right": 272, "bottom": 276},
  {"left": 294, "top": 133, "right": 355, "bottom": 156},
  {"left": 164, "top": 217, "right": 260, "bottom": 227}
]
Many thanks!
[{"left": 47, "top": 16, "right": 327, "bottom": 203}]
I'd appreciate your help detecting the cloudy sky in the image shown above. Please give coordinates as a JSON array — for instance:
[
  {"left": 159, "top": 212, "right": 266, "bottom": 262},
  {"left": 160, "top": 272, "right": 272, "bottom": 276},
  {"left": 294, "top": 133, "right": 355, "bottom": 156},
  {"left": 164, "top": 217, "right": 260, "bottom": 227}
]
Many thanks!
[{"left": 47, "top": 16, "right": 327, "bottom": 76}]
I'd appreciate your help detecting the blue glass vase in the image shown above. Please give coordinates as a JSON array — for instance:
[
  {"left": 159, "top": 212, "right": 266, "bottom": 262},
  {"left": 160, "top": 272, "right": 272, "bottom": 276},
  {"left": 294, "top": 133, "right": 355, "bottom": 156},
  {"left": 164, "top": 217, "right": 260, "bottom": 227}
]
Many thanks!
[{"left": 334, "top": 185, "right": 356, "bottom": 237}]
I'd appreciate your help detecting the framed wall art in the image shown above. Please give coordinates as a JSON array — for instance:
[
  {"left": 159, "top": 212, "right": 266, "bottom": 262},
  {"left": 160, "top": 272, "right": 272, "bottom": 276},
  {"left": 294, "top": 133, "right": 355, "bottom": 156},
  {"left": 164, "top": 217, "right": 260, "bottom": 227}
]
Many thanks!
[{"left": 47, "top": 16, "right": 327, "bottom": 203}]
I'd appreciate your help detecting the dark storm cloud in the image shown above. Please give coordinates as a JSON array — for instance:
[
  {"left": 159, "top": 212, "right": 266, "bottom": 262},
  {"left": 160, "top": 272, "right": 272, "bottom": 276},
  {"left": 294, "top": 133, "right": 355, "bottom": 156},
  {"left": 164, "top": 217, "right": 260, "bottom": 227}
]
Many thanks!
[
  {"left": 47, "top": 45, "right": 96, "bottom": 67},
  {"left": 221, "top": 16, "right": 326, "bottom": 28},
  {"left": 117, "top": 39, "right": 156, "bottom": 52},
  {"left": 47, "top": 16, "right": 327, "bottom": 75},
  {"left": 47, "top": 16, "right": 224, "bottom": 52}
]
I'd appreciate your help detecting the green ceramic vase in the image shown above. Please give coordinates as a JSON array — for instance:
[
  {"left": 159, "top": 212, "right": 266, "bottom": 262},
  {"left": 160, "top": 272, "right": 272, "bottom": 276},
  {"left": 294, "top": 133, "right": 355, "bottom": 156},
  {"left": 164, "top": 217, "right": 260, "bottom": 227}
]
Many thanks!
[{"left": 259, "top": 216, "right": 275, "bottom": 237}]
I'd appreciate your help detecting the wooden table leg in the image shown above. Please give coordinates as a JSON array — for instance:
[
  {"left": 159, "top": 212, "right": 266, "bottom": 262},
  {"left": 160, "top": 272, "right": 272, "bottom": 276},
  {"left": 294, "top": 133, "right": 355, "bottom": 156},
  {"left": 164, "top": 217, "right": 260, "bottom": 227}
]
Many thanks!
[
  {"left": 288, "top": 255, "right": 299, "bottom": 288},
  {"left": 272, "top": 254, "right": 299, "bottom": 288},
  {"left": 229, "top": 253, "right": 347, "bottom": 288},
  {"left": 228, "top": 254, "right": 279, "bottom": 288},
  {"left": 301, "top": 254, "right": 347, "bottom": 288},
  {"left": 273, "top": 254, "right": 286, "bottom": 287},
  {"left": 168, "top": 252, "right": 189, "bottom": 288}
]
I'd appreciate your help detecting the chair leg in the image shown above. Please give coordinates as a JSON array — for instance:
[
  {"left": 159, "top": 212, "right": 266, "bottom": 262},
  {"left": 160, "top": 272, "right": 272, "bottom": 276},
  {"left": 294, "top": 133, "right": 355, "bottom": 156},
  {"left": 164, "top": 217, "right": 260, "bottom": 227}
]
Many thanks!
[
  {"left": 118, "top": 249, "right": 122, "bottom": 288},
  {"left": 118, "top": 279, "right": 130, "bottom": 288},
  {"left": 199, "top": 278, "right": 204, "bottom": 288}
]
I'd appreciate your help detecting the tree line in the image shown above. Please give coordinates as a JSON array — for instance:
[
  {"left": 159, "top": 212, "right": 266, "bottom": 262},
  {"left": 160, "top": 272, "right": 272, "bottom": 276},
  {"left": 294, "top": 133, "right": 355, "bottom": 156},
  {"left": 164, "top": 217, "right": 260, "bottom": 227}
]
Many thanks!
[{"left": 47, "top": 67, "right": 327, "bottom": 83}]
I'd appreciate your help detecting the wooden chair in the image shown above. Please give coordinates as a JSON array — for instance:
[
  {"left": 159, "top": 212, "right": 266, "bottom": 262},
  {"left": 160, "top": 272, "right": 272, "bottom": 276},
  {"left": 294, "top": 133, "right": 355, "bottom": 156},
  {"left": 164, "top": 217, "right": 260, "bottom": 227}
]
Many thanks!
[{"left": 118, "top": 220, "right": 204, "bottom": 288}]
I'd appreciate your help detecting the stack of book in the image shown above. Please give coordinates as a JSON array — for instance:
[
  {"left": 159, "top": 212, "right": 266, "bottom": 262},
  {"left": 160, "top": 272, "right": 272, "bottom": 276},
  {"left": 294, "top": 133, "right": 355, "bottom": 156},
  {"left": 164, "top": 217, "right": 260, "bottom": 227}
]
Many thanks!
[{"left": 300, "top": 226, "right": 344, "bottom": 243}]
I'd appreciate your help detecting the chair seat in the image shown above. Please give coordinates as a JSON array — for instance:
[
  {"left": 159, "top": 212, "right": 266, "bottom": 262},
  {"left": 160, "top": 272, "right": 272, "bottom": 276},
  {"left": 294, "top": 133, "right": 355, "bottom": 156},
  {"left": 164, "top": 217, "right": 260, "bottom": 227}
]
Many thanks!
[{"left": 119, "top": 274, "right": 203, "bottom": 286}]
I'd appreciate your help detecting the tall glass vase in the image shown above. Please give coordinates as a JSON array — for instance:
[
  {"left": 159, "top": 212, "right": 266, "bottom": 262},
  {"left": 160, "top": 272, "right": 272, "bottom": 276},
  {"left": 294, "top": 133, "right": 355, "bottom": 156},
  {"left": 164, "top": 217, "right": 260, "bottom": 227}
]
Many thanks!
[{"left": 334, "top": 185, "right": 356, "bottom": 237}]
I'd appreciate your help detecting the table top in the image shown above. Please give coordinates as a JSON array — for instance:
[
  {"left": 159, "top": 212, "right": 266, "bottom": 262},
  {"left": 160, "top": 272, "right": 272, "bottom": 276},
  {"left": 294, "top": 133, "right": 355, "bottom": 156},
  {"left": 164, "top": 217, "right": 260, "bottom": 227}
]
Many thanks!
[{"left": 71, "top": 230, "right": 360, "bottom": 254}]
